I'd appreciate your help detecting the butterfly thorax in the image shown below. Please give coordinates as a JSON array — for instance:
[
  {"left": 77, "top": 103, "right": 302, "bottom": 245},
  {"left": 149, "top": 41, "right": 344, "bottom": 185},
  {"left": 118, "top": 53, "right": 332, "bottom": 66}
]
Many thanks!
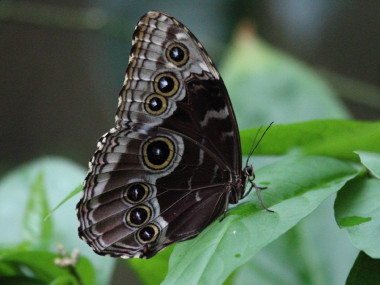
[{"left": 227, "top": 165, "right": 254, "bottom": 204}]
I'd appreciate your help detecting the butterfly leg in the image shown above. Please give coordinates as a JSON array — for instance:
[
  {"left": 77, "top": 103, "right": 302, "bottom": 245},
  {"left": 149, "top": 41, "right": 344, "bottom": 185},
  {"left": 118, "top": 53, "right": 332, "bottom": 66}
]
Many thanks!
[
  {"left": 251, "top": 182, "right": 274, "bottom": 213},
  {"left": 219, "top": 185, "right": 232, "bottom": 222},
  {"left": 242, "top": 179, "right": 273, "bottom": 212},
  {"left": 241, "top": 183, "right": 254, "bottom": 199}
]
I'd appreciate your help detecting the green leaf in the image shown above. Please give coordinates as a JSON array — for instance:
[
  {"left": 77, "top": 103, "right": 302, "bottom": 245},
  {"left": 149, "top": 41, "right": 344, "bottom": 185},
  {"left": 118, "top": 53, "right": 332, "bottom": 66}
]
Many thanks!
[
  {"left": 230, "top": 195, "right": 358, "bottom": 285},
  {"left": 0, "top": 276, "right": 45, "bottom": 285},
  {"left": 0, "top": 157, "right": 114, "bottom": 285},
  {"left": 163, "top": 156, "right": 360, "bottom": 284},
  {"left": 49, "top": 275, "right": 77, "bottom": 285},
  {"left": 240, "top": 119, "right": 380, "bottom": 161},
  {"left": 22, "top": 172, "right": 53, "bottom": 250},
  {"left": 346, "top": 251, "right": 380, "bottom": 285},
  {"left": 220, "top": 27, "right": 349, "bottom": 129},
  {"left": 0, "top": 250, "right": 70, "bottom": 281},
  {"left": 335, "top": 178, "right": 380, "bottom": 258},
  {"left": 0, "top": 249, "right": 95, "bottom": 285},
  {"left": 355, "top": 151, "right": 380, "bottom": 179},
  {"left": 128, "top": 245, "right": 173, "bottom": 285},
  {"left": 229, "top": 226, "right": 312, "bottom": 285},
  {"left": 44, "top": 185, "right": 82, "bottom": 221},
  {"left": 75, "top": 254, "right": 96, "bottom": 285},
  {"left": 338, "top": 216, "right": 372, "bottom": 227}
]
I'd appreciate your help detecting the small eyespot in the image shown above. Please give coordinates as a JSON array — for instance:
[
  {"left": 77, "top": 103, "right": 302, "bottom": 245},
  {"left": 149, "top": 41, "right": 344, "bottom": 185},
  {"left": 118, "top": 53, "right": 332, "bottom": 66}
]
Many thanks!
[
  {"left": 144, "top": 94, "right": 167, "bottom": 115},
  {"left": 125, "top": 205, "right": 151, "bottom": 227},
  {"left": 137, "top": 224, "right": 159, "bottom": 244},
  {"left": 123, "top": 183, "right": 149, "bottom": 204},
  {"left": 142, "top": 137, "right": 175, "bottom": 170},
  {"left": 154, "top": 73, "right": 179, "bottom": 96},
  {"left": 166, "top": 43, "right": 189, "bottom": 66}
]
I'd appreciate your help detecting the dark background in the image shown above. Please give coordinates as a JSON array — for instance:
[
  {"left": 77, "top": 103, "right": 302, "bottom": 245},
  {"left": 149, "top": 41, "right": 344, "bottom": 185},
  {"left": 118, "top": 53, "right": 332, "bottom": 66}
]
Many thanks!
[{"left": 1, "top": 0, "right": 379, "bottom": 172}]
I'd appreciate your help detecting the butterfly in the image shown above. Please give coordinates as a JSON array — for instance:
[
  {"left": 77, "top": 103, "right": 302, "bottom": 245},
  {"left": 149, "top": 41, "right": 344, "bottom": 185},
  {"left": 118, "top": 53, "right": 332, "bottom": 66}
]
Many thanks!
[{"left": 76, "top": 11, "right": 271, "bottom": 259}]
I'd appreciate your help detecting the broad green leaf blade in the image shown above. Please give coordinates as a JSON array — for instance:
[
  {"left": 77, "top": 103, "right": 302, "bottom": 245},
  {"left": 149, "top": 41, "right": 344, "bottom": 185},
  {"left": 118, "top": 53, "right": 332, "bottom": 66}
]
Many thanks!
[
  {"left": 0, "top": 157, "right": 114, "bottom": 285},
  {"left": 75, "top": 253, "right": 96, "bottom": 285},
  {"left": 127, "top": 245, "right": 173, "bottom": 285},
  {"left": 0, "top": 250, "right": 70, "bottom": 281},
  {"left": 0, "top": 261, "right": 20, "bottom": 276},
  {"left": 44, "top": 185, "right": 82, "bottom": 221},
  {"left": 0, "top": 249, "right": 94, "bottom": 285},
  {"left": 0, "top": 276, "right": 43, "bottom": 285},
  {"left": 230, "top": 196, "right": 358, "bottom": 285},
  {"left": 163, "top": 156, "right": 360, "bottom": 285},
  {"left": 335, "top": 178, "right": 380, "bottom": 258},
  {"left": 49, "top": 275, "right": 78, "bottom": 285},
  {"left": 355, "top": 151, "right": 380, "bottom": 179},
  {"left": 221, "top": 26, "right": 349, "bottom": 129},
  {"left": 346, "top": 251, "right": 380, "bottom": 285},
  {"left": 241, "top": 119, "right": 380, "bottom": 161},
  {"left": 22, "top": 172, "right": 53, "bottom": 250}
]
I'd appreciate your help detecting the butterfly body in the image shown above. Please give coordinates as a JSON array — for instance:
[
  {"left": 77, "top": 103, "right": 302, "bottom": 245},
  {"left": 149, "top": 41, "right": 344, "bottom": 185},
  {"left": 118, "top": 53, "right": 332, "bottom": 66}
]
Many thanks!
[{"left": 77, "top": 11, "right": 257, "bottom": 259}]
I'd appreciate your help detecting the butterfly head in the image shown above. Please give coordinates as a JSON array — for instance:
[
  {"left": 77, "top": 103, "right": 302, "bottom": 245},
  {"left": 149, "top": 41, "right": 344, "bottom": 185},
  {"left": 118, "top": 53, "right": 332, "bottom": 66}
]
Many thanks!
[{"left": 244, "top": 164, "right": 255, "bottom": 181}]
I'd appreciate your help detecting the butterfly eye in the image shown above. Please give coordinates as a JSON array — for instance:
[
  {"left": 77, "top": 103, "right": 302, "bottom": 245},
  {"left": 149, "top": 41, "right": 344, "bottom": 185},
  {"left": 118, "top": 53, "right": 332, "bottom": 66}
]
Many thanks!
[
  {"left": 142, "top": 137, "right": 175, "bottom": 170},
  {"left": 137, "top": 224, "right": 159, "bottom": 244},
  {"left": 166, "top": 43, "right": 189, "bottom": 66},
  {"left": 154, "top": 73, "right": 179, "bottom": 96},
  {"left": 123, "top": 183, "right": 149, "bottom": 204},
  {"left": 144, "top": 94, "right": 167, "bottom": 115},
  {"left": 125, "top": 205, "right": 151, "bottom": 227}
]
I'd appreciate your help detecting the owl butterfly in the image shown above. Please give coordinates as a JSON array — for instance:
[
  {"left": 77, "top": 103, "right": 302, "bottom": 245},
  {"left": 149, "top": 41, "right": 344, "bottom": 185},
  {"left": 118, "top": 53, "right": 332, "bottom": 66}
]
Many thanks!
[{"left": 76, "top": 11, "right": 271, "bottom": 259}]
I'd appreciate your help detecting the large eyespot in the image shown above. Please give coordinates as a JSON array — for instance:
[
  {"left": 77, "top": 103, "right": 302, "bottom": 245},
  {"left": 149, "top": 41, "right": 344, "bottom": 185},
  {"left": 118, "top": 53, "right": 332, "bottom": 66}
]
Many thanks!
[
  {"left": 142, "top": 137, "right": 175, "bottom": 170},
  {"left": 166, "top": 43, "right": 189, "bottom": 66},
  {"left": 154, "top": 73, "right": 179, "bottom": 96},
  {"left": 144, "top": 94, "right": 167, "bottom": 115},
  {"left": 125, "top": 205, "right": 151, "bottom": 227},
  {"left": 123, "top": 183, "right": 149, "bottom": 204},
  {"left": 137, "top": 224, "right": 159, "bottom": 244}
]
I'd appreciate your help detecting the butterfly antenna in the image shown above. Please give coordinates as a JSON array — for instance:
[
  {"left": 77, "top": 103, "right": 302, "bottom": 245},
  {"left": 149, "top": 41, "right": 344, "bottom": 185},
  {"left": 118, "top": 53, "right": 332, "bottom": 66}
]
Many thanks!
[
  {"left": 245, "top": 122, "right": 274, "bottom": 167},
  {"left": 245, "top": 126, "right": 263, "bottom": 167}
]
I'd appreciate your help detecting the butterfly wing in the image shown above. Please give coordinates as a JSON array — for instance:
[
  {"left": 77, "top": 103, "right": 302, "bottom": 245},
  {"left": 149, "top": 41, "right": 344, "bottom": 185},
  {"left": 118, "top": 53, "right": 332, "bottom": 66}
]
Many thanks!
[
  {"left": 116, "top": 11, "right": 241, "bottom": 171},
  {"left": 77, "top": 11, "right": 241, "bottom": 258}
]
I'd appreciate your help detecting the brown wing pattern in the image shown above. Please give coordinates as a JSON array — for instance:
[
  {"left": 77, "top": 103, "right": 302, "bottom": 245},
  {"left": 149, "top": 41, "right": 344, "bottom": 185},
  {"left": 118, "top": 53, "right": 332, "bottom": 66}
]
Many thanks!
[
  {"left": 77, "top": 11, "right": 241, "bottom": 258},
  {"left": 116, "top": 11, "right": 241, "bottom": 171}
]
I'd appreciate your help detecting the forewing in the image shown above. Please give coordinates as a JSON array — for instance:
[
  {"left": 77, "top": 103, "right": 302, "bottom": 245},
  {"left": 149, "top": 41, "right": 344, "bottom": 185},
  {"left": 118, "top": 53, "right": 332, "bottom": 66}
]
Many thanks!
[{"left": 116, "top": 11, "right": 241, "bottom": 171}]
